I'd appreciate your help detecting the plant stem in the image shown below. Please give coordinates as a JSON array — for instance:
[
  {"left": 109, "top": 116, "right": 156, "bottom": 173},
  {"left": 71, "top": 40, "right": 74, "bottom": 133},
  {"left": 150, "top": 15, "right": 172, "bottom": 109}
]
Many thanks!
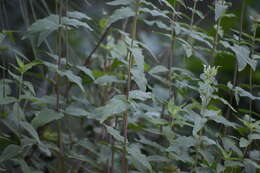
[
  {"left": 225, "top": 0, "right": 245, "bottom": 135},
  {"left": 55, "top": 0, "right": 65, "bottom": 172},
  {"left": 190, "top": 0, "right": 198, "bottom": 30},
  {"left": 249, "top": 26, "right": 257, "bottom": 116},
  {"left": 211, "top": 17, "right": 221, "bottom": 65},
  {"left": 123, "top": 1, "right": 140, "bottom": 172}
]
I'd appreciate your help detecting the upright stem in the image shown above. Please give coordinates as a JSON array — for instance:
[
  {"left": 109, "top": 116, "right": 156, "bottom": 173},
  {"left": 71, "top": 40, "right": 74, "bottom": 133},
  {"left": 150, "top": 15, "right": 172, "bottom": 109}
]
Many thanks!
[
  {"left": 249, "top": 27, "right": 257, "bottom": 116},
  {"left": 123, "top": 1, "right": 140, "bottom": 173},
  {"left": 190, "top": 0, "right": 198, "bottom": 29},
  {"left": 211, "top": 18, "right": 221, "bottom": 65},
  {"left": 55, "top": 0, "right": 65, "bottom": 172},
  {"left": 225, "top": 0, "right": 245, "bottom": 134}
]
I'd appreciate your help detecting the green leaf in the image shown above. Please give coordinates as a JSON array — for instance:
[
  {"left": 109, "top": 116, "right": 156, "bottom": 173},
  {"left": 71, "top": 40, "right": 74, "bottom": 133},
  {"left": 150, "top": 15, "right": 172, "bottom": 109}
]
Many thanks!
[
  {"left": 129, "top": 90, "right": 152, "bottom": 101},
  {"left": 167, "top": 136, "right": 197, "bottom": 152},
  {"left": 77, "top": 66, "right": 95, "bottom": 80},
  {"left": 0, "top": 97, "right": 17, "bottom": 105},
  {"left": 108, "top": 7, "right": 135, "bottom": 25},
  {"left": 148, "top": 65, "right": 168, "bottom": 75},
  {"left": 14, "top": 159, "right": 43, "bottom": 173},
  {"left": 129, "top": 47, "right": 145, "bottom": 71},
  {"left": 193, "top": 116, "right": 207, "bottom": 136},
  {"left": 205, "top": 112, "right": 236, "bottom": 128},
  {"left": 131, "top": 67, "right": 147, "bottom": 92},
  {"left": 62, "top": 17, "right": 93, "bottom": 31},
  {"left": 21, "top": 121, "right": 40, "bottom": 143},
  {"left": 107, "top": 0, "right": 132, "bottom": 6},
  {"left": 229, "top": 45, "right": 256, "bottom": 71},
  {"left": 94, "top": 75, "right": 124, "bottom": 85},
  {"left": 222, "top": 137, "right": 243, "bottom": 157},
  {"left": 31, "top": 109, "right": 64, "bottom": 129},
  {"left": 177, "top": 38, "right": 192, "bottom": 57},
  {"left": 239, "top": 137, "right": 250, "bottom": 148},
  {"left": 95, "top": 96, "right": 129, "bottom": 123},
  {"left": 58, "top": 70, "right": 85, "bottom": 92},
  {"left": 140, "top": 8, "right": 169, "bottom": 19},
  {"left": 0, "top": 144, "right": 21, "bottom": 162},
  {"left": 67, "top": 11, "right": 91, "bottom": 20},
  {"left": 65, "top": 107, "right": 90, "bottom": 117},
  {"left": 105, "top": 125, "right": 125, "bottom": 143},
  {"left": 128, "top": 145, "right": 153, "bottom": 172},
  {"left": 0, "top": 33, "right": 5, "bottom": 43}
]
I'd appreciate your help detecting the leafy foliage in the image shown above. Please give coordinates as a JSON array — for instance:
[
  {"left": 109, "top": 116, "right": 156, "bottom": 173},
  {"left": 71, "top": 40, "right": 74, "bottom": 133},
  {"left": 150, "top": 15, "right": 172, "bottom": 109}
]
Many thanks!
[{"left": 0, "top": 0, "right": 259, "bottom": 172}]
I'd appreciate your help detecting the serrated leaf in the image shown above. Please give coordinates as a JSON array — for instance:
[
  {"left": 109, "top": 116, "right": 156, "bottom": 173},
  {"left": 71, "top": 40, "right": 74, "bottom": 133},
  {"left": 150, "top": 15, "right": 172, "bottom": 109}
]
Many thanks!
[
  {"left": 140, "top": 8, "right": 169, "bottom": 19},
  {"left": 177, "top": 38, "right": 192, "bottom": 57},
  {"left": 95, "top": 96, "right": 129, "bottom": 123},
  {"left": 62, "top": 17, "right": 93, "bottom": 31},
  {"left": 205, "top": 113, "right": 236, "bottom": 128},
  {"left": 128, "top": 145, "right": 153, "bottom": 172},
  {"left": 0, "top": 33, "right": 5, "bottom": 43},
  {"left": 230, "top": 45, "right": 256, "bottom": 71},
  {"left": 108, "top": 7, "right": 135, "bottom": 25},
  {"left": 77, "top": 66, "right": 95, "bottom": 80},
  {"left": 0, "top": 145, "right": 21, "bottom": 162},
  {"left": 67, "top": 11, "right": 91, "bottom": 20},
  {"left": 129, "top": 47, "right": 144, "bottom": 71},
  {"left": 107, "top": 0, "right": 132, "bottom": 6},
  {"left": 21, "top": 121, "right": 40, "bottom": 143},
  {"left": 105, "top": 125, "right": 125, "bottom": 143},
  {"left": 65, "top": 107, "right": 90, "bottom": 117},
  {"left": 58, "top": 70, "right": 85, "bottom": 92},
  {"left": 222, "top": 137, "right": 243, "bottom": 157},
  {"left": 129, "top": 90, "right": 152, "bottom": 101},
  {"left": 239, "top": 137, "right": 250, "bottom": 148},
  {"left": 31, "top": 109, "right": 64, "bottom": 129},
  {"left": 148, "top": 65, "right": 168, "bottom": 74},
  {"left": 95, "top": 75, "right": 124, "bottom": 85},
  {"left": 131, "top": 67, "right": 147, "bottom": 91}
]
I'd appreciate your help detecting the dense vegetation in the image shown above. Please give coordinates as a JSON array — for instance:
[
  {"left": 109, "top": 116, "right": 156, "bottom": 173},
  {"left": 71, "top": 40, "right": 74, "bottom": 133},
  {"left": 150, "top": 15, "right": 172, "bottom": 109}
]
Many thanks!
[{"left": 0, "top": 0, "right": 259, "bottom": 172}]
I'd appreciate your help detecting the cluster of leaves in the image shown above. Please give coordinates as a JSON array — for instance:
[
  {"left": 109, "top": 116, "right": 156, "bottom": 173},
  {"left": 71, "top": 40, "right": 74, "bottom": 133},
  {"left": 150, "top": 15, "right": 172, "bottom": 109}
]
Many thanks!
[{"left": 0, "top": 0, "right": 259, "bottom": 172}]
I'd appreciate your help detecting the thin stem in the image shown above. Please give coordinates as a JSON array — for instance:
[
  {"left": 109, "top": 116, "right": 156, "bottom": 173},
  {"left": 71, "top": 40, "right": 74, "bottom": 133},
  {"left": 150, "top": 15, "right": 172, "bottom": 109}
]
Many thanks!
[
  {"left": 190, "top": 0, "right": 198, "bottom": 29},
  {"left": 123, "top": 1, "right": 140, "bottom": 172},
  {"left": 55, "top": 0, "right": 65, "bottom": 172},
  {"left": 211, "top": 18, "right": 221, "bottom": 65},
  {"left": 225, "top": 0, "right": 245, "bottom": 135},
  {"left": 249, "top": 27, "right": 257, "bottom": 116}
]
